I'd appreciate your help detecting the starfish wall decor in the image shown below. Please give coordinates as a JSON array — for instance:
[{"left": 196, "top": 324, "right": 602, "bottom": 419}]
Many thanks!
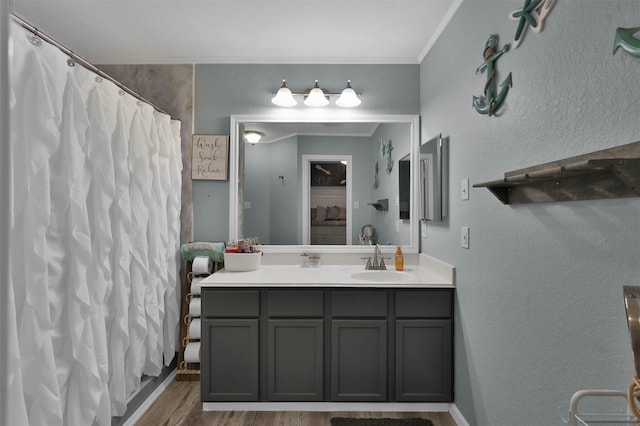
[{"left": 509, "top": 0, "right": 556, "bottom": 48}]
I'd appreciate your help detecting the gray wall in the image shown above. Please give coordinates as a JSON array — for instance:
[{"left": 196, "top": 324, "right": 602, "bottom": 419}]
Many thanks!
[
  {"left": 370, "top": 123, "right": 412, "bottom": 246},
  {"left": 420, "top": 1, "right": 640, "bottom": 425},
  {"left": 244, "top": 136, "right": 299, "bottom": 244},
  {"left": 193, "top": 64, "right": 420, "bottom": 242}
]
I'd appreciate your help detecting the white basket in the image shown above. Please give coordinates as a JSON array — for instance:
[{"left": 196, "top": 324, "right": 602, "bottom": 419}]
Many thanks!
[{"left": 223, "top": 252, "right": 262, "bottom": 272}]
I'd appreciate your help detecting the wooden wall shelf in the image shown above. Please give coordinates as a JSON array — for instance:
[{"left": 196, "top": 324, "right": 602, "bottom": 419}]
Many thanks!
[
  {"left": 474, "top": 141, "right": 640, "bottom": 205},
  {"left": 368, "top": 199, "right": 389, "bottom": 211}
]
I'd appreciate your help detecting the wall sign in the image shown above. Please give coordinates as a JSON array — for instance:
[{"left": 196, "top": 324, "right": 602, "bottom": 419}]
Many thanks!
[{"left": 191, "top": 134, "right": 229, "bottom": 180}]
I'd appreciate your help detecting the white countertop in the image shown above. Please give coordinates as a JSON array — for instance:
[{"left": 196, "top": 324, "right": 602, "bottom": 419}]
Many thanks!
[{"left": 199, "top": 254, "right": 454, "bottom": 289}]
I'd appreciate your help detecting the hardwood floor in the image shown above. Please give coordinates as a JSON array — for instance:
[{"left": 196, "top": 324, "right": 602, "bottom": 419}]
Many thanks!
[{"left": 135, "top": 380, "right": 457, "bottom": 426}]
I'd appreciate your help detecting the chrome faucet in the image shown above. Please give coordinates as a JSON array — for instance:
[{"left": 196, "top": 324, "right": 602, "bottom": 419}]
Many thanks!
[{"left": 364, "top": 244, "right": 387, "bottom": 270}]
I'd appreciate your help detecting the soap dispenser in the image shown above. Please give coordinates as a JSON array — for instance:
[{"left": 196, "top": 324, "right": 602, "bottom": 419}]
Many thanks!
[{"left": 395, "top": 245, "right": 404, "bottom": 271}]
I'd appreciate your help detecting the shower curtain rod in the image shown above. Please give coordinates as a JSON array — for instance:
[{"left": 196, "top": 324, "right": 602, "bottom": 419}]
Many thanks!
[{"left": 11, "top": 14, "right": 176, "bottom": 120}]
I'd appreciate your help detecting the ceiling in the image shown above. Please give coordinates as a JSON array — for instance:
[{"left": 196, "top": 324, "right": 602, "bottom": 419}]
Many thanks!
[{"left": 12, "top": 0, "right": 463, "bottom": 65}]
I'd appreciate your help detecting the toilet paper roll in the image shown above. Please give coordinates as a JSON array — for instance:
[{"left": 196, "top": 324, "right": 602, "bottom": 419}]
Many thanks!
[
  {"left": 184, "top": 342, "right": 200, "bottom": 363},
  {"left": 192, "top": 256, "right": 212, "bottom": 275},
  {"left": 190, "top": 277, "right": 204, "bottom": 295},
  {"left": 188, "top": 318, "right": 201, "bottom": 339},
  {"left": 188, "top": 297, "right": 201, "bottom": 317}
]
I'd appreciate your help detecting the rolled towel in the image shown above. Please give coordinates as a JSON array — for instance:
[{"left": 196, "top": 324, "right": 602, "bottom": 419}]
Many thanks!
[
  {"left": 188, "top": 297, "right": 201, "bottom": 317},
  {"left": 192, "top": 256, "right": 212, "bottom": 275}
]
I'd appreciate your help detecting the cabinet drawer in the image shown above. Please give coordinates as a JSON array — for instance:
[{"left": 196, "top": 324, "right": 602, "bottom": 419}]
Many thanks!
[
  {"left": 331, "top": 290, "right": 387, "bottom": 317},
  {"left": 395, "top": 290, "right": 452, "bottom": 318},
  {"left": 267, "top": 290, "right": 324, "bottom": 317},
  {"left": 202, "top": 290, "right": 260, "bottom": 318}
]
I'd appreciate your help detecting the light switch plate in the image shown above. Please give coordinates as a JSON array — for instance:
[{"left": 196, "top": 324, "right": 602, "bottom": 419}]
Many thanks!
[
  {"left": 461, "top": 178, "right": 469, "bottom": 200},
  {"left": 354, "top": 201, "right": 359, "bottom": 209},
  {"left": 244, "top": 201, "right": 251, "bottom": 209},
  {"left": 461, "top": 226, "right": 469, "bottom": 249}
]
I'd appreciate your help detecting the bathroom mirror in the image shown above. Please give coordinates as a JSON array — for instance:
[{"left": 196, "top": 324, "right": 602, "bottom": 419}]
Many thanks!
[
  {"left": 420, "top": 134, "right": 449, "bottom": 222},
  {"left": 229, "top": 114, "right": 420, "bottom": 253}
]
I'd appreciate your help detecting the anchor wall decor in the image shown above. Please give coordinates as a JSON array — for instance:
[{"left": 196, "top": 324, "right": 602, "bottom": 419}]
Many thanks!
[
  {"left": 509, "top": 0, "right": 556, "bottom": 48},
  {"left": 614, "top": 27, "right": 640, "bottom": 58},
  {"left": 473, "top": 34, "right": 513, "bottom": 116}
]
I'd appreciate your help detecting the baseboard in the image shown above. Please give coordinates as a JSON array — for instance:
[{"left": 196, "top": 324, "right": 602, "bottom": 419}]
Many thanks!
[
  {"left": 119, "top": 369, "right": 177, "bottom": 426},
  {"left": 448, "top": 403, "right": 470, "bottom": 426},
  {"left": 203, "top": 402, "right": 451, "bottom": 412}
]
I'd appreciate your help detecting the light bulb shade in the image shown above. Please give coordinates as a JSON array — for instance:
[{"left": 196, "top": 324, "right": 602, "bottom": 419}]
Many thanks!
[
  {"left": 244, "top": 131, "right": 264, "bottom": 144},
  {"left": 336, "top": 81, "right": 361, "bottom": 107},
  {"left": 271, "top": 80, "right": 297, "bottom": 107},
  {"left": 304, "top": 80, "right": 329, "bottom": 107}
]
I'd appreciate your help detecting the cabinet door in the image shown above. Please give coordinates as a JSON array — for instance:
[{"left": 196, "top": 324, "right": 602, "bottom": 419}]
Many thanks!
[
  {"left": 201, "top": 319, "right": 259, "bottom": 401},
  {"left": 395, "top": 319, "right": 452, "bottom": 402},
  {"left": 267, "top": 319, "right": 323, "bottom": 401},
  {"left": 331, "top": 320, "right": 387, "bottom": 401}
]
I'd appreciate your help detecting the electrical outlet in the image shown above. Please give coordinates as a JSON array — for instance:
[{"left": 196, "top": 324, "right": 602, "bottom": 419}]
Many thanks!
[
  {"left": 461, "top": 178, "right": 469, "bottom": 200},
  {"left": 461, "top": 226, "right": 469, "bottom": 249}
]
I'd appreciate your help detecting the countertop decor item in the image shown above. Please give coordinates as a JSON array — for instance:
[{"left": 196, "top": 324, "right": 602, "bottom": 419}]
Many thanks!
[
  {"left": 473, "top": 34, "right": 512, "bottom": 116},
  {"left": 223, "top": 252, "right": 262, "bottom": 272}
]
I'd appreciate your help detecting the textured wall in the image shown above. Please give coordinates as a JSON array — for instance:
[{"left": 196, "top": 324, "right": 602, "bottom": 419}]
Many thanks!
[
  {"left": 420, "top": 1, "right": 640, "bottom": 425},
  {"left": 98, "top": 64, "right": 194, "bottom": 245}
]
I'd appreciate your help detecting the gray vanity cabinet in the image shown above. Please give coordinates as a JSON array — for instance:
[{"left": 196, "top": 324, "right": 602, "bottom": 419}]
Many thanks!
[
  {"left": 201, "top": 290, "right": 260, "bottom": 401},
  {"left": 394, "top": 290, "right": 453, "bottom": 402},
  {"left": 330, "top": 290, "right": 388, "bottom": 401},
  {"left": 201, "top": 287, "right": 453, "bottom": 403},
  {"left": 266, "top": 290, "right": 324, "bottom": 401}
]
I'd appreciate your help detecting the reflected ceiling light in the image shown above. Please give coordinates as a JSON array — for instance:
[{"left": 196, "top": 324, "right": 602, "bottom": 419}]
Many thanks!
[
  {"left": 271, "top": 80, "right": 297, "bottom": 107},
  {"left": 336, "top": 80, "right": 362, "bottom": 108},
  {"left": 271, "top": 79, "right": 361, "bottom": 108},
  {"left": 304, "top": 80, "right": 329, "bottom": 107},
  {"left": 244, "top": 131, "right": 264, "bottom": 144}
]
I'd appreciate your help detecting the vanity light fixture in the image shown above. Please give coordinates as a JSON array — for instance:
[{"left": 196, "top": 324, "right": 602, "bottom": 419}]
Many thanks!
[
  {"left": 304, "top": 80, "right": 330, "bottom": 107},
  {"left": 244, "top": 131, "right": 264, "bottom": 144},
  {"left": 336, "top": 80, "right": 361, "bottom": 107},
  {"left": 271, "top": 80, "right": 297, "bottom": 107},
  {"left": 271, "top": 79, "right": 362, "bottom": 108}
]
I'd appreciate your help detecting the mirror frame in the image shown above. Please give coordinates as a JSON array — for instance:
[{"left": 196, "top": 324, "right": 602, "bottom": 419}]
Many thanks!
[{"left": 229, "top": 114, "right": 421, "bottom": 253}]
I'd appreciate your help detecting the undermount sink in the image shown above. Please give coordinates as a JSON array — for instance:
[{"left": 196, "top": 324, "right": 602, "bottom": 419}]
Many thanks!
[{"left": 350, "top": 270, "right": 412, "bottom": 282}]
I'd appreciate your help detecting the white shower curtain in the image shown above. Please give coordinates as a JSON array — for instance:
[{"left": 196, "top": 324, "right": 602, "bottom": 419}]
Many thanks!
[{"left": 7, "top": 21, "right": 183, "bottom": 425}]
